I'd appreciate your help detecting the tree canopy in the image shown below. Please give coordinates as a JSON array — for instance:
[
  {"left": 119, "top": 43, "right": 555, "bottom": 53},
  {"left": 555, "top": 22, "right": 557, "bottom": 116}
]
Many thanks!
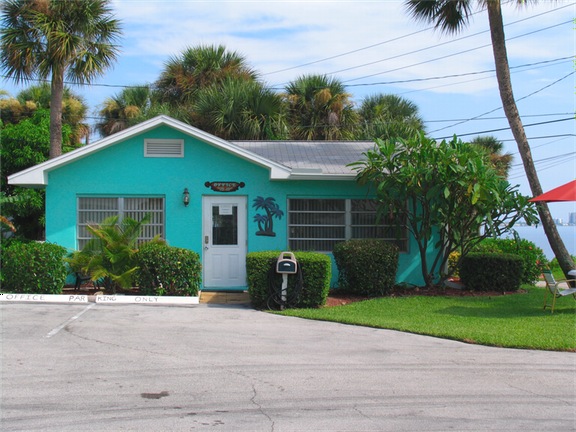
[{"left": 352, "top": 133, "right": 539, "bottom": 288}]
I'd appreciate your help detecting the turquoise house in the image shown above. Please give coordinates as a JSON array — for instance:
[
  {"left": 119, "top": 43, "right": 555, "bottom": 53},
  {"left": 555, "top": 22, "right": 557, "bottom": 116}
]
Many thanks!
[{"left": 9, "top": 115, "right": 431, "bottom": 290}]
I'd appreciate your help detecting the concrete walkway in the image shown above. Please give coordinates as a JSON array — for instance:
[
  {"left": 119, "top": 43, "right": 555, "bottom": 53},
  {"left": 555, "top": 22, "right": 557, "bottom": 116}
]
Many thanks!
[{"left": 199, "top": 291, "right": 250, "bottom": 305}]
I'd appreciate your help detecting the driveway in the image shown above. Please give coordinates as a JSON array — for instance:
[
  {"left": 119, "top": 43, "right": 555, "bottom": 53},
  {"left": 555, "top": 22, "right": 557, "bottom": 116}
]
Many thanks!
[{"left": 1, "top": 302, "right": 574, "bottom": 431}]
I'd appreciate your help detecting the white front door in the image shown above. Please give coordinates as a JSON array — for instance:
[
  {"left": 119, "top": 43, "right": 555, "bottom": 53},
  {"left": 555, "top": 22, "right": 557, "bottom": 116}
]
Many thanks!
[{"left": 202, "top": 196, "right": 247, "bottom": 289}]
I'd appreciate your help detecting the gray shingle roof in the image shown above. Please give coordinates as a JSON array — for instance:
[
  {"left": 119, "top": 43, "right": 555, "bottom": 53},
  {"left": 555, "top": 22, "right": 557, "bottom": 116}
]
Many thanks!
[{"left": 231, "top": 140, "right": 374, "bottom": 175}]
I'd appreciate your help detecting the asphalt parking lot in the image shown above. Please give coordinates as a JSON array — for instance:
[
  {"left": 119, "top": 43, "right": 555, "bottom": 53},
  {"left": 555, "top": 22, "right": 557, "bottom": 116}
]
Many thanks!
[{"left": 1, "top": 302, "right": 575, "bottom": 431}]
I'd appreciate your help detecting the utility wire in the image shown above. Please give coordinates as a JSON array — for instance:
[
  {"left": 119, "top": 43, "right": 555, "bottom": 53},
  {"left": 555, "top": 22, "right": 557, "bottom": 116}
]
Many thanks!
[
  {"left": 347, "top": 57, "right": 572, "bottom": 89},
  {"left": 508, "top": 152, "right": 576, "bottom": 180},
  {"left": 266, "top": 2, "right": 574, "bottom": 82},
  {"left": 432, "top": 117, "right": 574, "bottom": 140},
  {"left": 340, "top": 20, "right": 571, "bottom": 85},
  {"left": 428, "top": 70, "right": 575, "bottom": 134},
  {"left": 397, "top": 58, "right": 573, "bottom": 96}
]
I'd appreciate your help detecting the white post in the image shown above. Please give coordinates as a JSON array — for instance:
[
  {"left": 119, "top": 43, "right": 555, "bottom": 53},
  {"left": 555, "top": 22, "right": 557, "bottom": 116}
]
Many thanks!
[{"left": 281, "top": 273, "right": 288, "bottom": 310}]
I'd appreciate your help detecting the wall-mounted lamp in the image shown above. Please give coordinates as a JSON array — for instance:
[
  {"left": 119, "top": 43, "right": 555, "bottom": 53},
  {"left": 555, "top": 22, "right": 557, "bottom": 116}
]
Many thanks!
[{"left": 183, "top": 188, "right": 190, "bottom": 207}]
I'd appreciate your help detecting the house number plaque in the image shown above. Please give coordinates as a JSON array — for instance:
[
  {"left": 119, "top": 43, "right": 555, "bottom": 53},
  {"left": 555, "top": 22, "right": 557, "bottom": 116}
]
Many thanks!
[{"left": 204, "top": 181, "right": 245, "bottom": 193}]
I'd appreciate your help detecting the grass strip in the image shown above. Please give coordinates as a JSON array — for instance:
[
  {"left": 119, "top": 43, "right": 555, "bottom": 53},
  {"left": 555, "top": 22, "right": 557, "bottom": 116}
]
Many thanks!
[{"left": 278, "top": 286, "right": 575, "bottom": 351}]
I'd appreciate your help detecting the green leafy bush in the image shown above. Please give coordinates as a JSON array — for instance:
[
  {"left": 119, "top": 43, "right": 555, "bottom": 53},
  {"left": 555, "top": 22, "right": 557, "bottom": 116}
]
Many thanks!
[
  {"left": 2, "top": 241, "right": 67, "bottom": 294},
  {"left": 247, "top": 251, "right": 331, "bottom": 309},
  {"left": 333, "top": 239, "right": 399, "bottom": 296},
  {"left": 448, "top": 251, "right": 461, "bottom": 278},
  {"left": 460, "top": 252, "right": 524, "bottom": 292},
  {"left": 135, "top": 243, "right": 201, "bottom": 296},
  {"left": 472, "top": 237, "right": 548, "bottom": 284}
]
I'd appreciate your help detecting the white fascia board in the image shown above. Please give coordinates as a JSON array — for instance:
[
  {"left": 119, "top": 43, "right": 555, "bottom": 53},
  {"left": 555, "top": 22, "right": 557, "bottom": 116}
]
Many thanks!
[{"left": 287, "top": 173, "right": 357, "bottom": 181}]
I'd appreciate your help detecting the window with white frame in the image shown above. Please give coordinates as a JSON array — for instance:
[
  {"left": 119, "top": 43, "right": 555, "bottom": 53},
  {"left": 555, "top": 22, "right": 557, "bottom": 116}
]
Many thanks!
[
  {"left": 288, "top": 198, "right": 407, "bottom": 252},
  {"left": 77, "top": 197, "right": 164, "bottom": 249}
]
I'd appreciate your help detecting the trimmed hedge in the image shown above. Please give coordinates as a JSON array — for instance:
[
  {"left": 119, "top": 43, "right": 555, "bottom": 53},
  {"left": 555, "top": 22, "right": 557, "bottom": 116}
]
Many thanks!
[
  {"left": 472, "top": 237, "right": 548, "bottom": 284},
  {"left": 247, "top": 251, "right": 331, "bottom": 309},
  {"left": 333, "top": 239, "right": 399, "bottom": 296},
  {"left": 135, "top": 243, "right": 201, "bottom": 296},
  {"left": 460, "top": 252, "right": 524, "bottom": 292},
  {"left": 1, "top": 241, "right": 67, "bottom": 294}
]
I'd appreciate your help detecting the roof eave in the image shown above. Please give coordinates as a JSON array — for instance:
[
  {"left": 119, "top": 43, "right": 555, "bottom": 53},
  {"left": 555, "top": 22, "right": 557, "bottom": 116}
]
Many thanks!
[{"left": 285, "top": 173, "right": 357, "bottom": 181}]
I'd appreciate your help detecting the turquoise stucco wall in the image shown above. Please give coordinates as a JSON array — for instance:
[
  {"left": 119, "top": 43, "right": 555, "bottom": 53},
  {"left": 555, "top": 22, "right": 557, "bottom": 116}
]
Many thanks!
[{"left": 45, "top": 124, "right": 431, "bottom": 287}]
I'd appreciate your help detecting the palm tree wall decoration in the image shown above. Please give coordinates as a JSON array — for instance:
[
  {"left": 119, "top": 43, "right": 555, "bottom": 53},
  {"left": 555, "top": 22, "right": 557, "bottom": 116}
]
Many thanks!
[{"left": 253, "top": 197, "right": 284, "bottom": 237}]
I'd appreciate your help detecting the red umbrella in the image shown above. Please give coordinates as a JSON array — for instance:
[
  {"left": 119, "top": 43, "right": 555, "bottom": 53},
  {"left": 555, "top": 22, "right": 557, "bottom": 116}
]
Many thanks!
[{"left": 529, "top": 180, "right": 576, "bottom": 202}]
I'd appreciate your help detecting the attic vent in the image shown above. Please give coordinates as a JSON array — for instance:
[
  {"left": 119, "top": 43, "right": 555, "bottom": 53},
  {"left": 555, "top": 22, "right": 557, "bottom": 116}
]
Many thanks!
[{"left": 144, "top": 139, "right": 184, "bottom": 158}]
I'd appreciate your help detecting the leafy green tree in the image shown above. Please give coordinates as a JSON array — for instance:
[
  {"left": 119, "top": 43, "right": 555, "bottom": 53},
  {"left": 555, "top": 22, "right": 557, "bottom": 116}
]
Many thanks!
[
  {"left": 404, "top": 0, "right": 575, "bottom": 281},
  {"left": 0, "top": 0, "right": 121, "bottom": 158},
  {"left": 284, "top": 74, "right": 359, "bottom": 140},
  {"left": 16, "top": 83, "right": 89, "bottom": 146},
  {"left": 0, "top": 192, "right": 19, "bottom": 233},
  {"left": 358, "top": 93, "right": 425, "bottom": 140},
  {"left": 193, "top": 78, "right": 288, "bottom": 140},
  {"left": 352, "top": 133, "right": 539, "bottom": 288},
  {"left": 155, "top": 44, "right": 257, "bottom": 107},
  {"left": 1, "top": 109, "right": 72, "bottom": 239},
  {"left": 1, "top": 84, "right": 88, "bottom": 145},
  {"left": 0, "top": 94, "right": 37, "bottom": 124}
]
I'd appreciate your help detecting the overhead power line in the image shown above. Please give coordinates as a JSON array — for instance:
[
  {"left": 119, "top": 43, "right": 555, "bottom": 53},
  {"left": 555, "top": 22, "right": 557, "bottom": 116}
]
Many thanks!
[
  {"left": 265, "top": 2, "right": 574, "bottom": 80},
  {"left": 339, "top": 20, "right": 571, "bottom": 85},
  {"left": 428, "top": 71, "right": 575, "bottom": 134},
  {"left": 432, "top": 117, "right": 575, "bottom": 140},
  {"left": 343, "top": 57, "right": 572, "bottom": 89}
]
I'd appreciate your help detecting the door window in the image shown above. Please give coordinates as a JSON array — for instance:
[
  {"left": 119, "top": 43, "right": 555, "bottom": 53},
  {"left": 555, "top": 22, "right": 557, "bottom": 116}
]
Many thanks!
[{"left": 212, "top": 204, "right": 238, "bottom": 245}]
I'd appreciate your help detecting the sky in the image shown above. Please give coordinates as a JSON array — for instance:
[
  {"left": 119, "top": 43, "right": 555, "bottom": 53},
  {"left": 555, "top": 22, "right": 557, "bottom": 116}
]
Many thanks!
[{"left": 1, "top": 0, "right": 575, "bottom": 220}]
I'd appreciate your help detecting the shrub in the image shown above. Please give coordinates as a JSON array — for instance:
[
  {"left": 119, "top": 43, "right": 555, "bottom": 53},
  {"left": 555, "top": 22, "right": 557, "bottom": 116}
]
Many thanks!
[
  {"left": 448, "top": 251, "right": 461, "bottom": 278},
  {"left": 2, "top": 241, "right": 67, "bottom": 294},
  {"left": 333, "top": 239, "right": 399, "bottom": 296},
  {"left": 472, "top": 237, "right": 548, "bottom": 284},
  {"left": 460, "top": 252, "right": 524, "bottom": 292},
  {"left": 247, "top": 251, "right": 331, "bottom": 309},
  {"left": 135, "top": 243, "right": 201, "bottom": 296}
]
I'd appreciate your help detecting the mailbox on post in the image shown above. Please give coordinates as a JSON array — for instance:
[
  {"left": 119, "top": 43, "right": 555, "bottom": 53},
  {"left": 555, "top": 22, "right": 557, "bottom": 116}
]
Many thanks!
[
  {"left": 274, "top": 252, "right": 298, "bottom": 310},
  {"left": 276, "top": 251, "right": 298, "bottom": 274}
]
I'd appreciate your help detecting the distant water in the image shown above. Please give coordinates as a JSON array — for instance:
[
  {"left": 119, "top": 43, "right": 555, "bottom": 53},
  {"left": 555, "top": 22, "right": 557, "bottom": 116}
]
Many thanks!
[{"left": 499, "top": 225, "right": 576, "bottom": 260}]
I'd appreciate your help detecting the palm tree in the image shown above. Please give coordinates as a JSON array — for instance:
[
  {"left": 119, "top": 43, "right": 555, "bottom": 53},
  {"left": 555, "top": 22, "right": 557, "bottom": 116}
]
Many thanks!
[
  {"left": 193, "top": 78, "right": 288, "bottom": 140},
  {"left": 405, "top": 0, "right": 575, "bottom": 278},
  {"left": 0, "top": 0, "right": 121, "bottom": 158},
  {"left": 358, "top": 93, "right": 425, "bottom": 140},
  {"left": 97, "top": 86, "right": 155, "bottom": 136},
  {"left": 284, "top": 74, "right": 359, "bottom": 140},
  {"left": 470, "top": 135, "right": 513, "bottom": 179},
  {"left": 155, "top": 44, "right": 258, "bottom": 107}
]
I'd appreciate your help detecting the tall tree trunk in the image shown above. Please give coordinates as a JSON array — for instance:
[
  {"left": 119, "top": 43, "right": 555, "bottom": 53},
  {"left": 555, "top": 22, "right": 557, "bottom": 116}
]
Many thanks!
[
  {"left": 50, "top": 70, "right": 64, "bottom": 159},
  {"left": 486, "top": 0, "right": 575, "bottom": 277}
]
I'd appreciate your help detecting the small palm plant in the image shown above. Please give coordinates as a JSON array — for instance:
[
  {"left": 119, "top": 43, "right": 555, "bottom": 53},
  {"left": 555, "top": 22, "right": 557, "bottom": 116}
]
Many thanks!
[{"left": 67, "top": 215, "right": 161, "bottom": 293}]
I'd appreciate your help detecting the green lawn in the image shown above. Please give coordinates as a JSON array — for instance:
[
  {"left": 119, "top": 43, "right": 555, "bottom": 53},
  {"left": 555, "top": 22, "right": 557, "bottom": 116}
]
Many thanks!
[{"left": 278, "top": 286, "right": 576, "bottom": 351}]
